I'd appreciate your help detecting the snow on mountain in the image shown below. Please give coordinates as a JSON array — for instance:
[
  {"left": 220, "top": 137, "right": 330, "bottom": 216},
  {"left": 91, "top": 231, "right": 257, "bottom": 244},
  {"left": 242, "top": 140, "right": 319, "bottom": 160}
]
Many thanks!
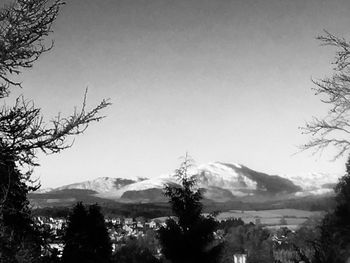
[
  {"left": 97, "top": 162, "right": 306, "bottom": 201},
  {"left": 97, "top": 176, "right": 176, "bottom": 199},
  {"left": 38, "top": 162, "right": 340, "bottom": 203},
  {"left": 195, "top": 162, "right": 258, "bottom": 196},
  {"left": 281, "top": 172, "right": 340, "bottom": 196},
  {"left": 55, "top": 177, "right": 136, "bottom": 193},
  {"left": 34, "top": 188, "right": 53, "bottom": 194}
]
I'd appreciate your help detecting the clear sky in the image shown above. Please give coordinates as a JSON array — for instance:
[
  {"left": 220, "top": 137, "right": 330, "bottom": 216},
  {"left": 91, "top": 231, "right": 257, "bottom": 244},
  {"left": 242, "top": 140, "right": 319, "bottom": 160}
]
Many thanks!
[{"left": 6, "top": 0, "right": 350, "bottom": 187}]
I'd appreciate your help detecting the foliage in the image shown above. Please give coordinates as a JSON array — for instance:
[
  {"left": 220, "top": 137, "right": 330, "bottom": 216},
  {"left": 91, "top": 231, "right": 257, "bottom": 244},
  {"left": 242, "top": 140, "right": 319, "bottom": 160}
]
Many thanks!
[
  {"left": 312, "top": 157, "right": 350, "bottom": 263},
  {"left": 219, "top": 224, "right": 273, "bottom": 263},
  {"left": 279, "top": 217, "right": 287, "bottom": 225},
  {"left": 158, "top": 155, "right": 222, "bottom": 263},
  {"left": 112, "top": 235, "right": 161, "bottom": 263},
  {"left": 301, "top": 31, "right": 350, "bottom": 159},
  {"left": 0, "top": 153, "right": 44, "bottom": 262},
  {"left": 272, "top": 225, "right": 318, "bottom": 263},
  {"left": 61, "top": 202, "right": 112, "bottom": 263},
  {"left": 217, "top": 218, "right": 244, "bottom": 234}
]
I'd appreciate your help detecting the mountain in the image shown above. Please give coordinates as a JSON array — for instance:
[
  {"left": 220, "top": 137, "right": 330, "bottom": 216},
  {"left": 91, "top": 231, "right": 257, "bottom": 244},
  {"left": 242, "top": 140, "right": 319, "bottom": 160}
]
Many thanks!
[
  {"left": 282, "top": 172, "right": 339, "bottom": 196},
  {"left": 30, "top": 162, "right": 340, "bottom": 207},
  {"left": 40, "top": 177, "right": 137, "bottom": 193}
]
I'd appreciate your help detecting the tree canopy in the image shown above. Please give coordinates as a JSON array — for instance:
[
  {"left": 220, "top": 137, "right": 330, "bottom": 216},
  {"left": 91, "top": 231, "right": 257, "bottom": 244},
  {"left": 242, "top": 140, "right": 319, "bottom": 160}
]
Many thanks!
[
  {"left": 313, "top": 157, "right": 350, "bottom": 263},
  {"left": 0, "top": 154, "right": 43, "bottom": 262},
  {"left": 158, "top": 155, "right": 222, "bottom": 263},
  {"left": 112, "top": 235, "right": 161, "bottom": 263},
  {"left": 62, "top": 202, "right": 112, "bottom": 263}
]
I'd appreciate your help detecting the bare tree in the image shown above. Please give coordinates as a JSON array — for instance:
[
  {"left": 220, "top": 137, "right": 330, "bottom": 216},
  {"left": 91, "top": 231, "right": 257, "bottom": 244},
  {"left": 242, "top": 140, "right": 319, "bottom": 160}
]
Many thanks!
[{"left": 301, "top": 31, "right": 350, "bottom": 159}]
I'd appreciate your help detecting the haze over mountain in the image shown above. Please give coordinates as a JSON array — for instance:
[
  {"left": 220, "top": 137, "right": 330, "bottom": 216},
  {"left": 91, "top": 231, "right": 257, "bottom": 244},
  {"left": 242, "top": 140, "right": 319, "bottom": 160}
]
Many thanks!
[{"left": 31, "top": 162, "right": 339, "bottom": 206}]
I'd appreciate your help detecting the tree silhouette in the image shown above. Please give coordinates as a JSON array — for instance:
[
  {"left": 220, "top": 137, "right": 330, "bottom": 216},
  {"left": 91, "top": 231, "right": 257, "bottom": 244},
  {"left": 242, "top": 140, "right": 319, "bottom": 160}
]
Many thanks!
[
  {"left": 61, "top": 202, "right": 89, "bottom": 262},
  {"left": 301, "top": 31, "right": 350, "bottom": 159},
  {"left": 0, "top": 0, "right": 64, "bottom": 98},
  {"left": 0, "top": 153, "right": 43, "bottom": 262},
  {"left": 158, "top": 155, "right": 222, "bottom": 263},
  {"left": 313, "top": 157, "right": 350, "bottom": 263},
  {"left": 86, "top": 204, "right": 113, "bottom": 263},
  {"left": 112, "top": 236, "right": 161, "bottom": 263},
  {"left": 299, "top": 30, "right": 350, "bottom": 262},
  {"left": 0, "top": 0, "right": 110, "bottom": 260},
  {"left": 62, "top": 202, "right": 112, "bottom": 263}
]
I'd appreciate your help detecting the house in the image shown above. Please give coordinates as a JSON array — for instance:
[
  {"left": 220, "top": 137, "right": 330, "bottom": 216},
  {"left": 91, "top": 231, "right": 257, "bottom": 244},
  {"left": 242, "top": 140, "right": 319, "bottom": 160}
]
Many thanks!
[{"left": 233, "top": 254, "right": 247, "bottom": 263}]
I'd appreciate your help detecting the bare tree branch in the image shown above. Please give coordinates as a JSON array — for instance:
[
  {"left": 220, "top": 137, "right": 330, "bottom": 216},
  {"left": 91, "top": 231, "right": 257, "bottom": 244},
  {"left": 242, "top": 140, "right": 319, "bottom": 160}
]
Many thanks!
[
  {"left": 0, "top": 0, "right": 64, "bottom": 98},
  {"left": 301, "top": 31, "right": 350, "bottom": 159},
  {"left": 0, "top": 91, "right": 111, "bottom": 166},
  {"left": 0, "top": 2, "right": 111, "bottom": 249}
]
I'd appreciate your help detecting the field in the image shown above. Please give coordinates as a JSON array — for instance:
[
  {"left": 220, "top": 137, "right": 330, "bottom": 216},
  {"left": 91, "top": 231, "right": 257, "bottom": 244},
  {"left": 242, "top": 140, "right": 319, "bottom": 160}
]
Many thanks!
[
  {"left": 215, "top": 209, "right": 324, "bottom": 229},
  {"left": 152, "top": 209, "right": 324, "bottom": 230}
]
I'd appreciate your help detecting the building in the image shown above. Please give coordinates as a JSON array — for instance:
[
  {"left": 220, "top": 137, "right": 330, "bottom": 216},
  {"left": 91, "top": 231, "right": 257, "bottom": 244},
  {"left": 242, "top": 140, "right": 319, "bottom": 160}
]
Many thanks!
[{"left": 233, "top": 254, "right": 247, "bottom": 263}]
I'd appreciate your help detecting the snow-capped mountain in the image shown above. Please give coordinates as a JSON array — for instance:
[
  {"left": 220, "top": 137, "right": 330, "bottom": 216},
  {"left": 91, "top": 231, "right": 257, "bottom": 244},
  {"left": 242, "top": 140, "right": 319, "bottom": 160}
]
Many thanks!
[
  {"left": 282, "top": 172, "right": 339, "bottom": 196},
  {"left": 54, "top": 177, "right": 137, "bottom": 193},
  {"left": 97, "top": 176, "right": 176, "bottom": 200},
  {"left": 31, "top": 162, "right": 340, "bottom": 205}
]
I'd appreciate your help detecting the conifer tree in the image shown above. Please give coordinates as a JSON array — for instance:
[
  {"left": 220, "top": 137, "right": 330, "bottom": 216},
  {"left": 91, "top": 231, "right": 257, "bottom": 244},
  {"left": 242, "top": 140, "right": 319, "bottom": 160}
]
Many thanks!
[
  {"left": 0, "top": 153, "right": 42, "bottom": 262},
  {"left": 62, "top": 202, "right": 112, "bottom": 263},
  {"left": 314, "top": 157, "right": 350, "bottom": 263},
  {"left": 86, "top": 204, "right": 112, "bottom": 263},
  {"left": 61, "top": 202, "right": 88, "bottom": 262},
  {"left": 158, "top": 155, "right": 222, "bottom": 263},
  {"left": 303, "top": 157, "right": 350, "bottom": 263}
]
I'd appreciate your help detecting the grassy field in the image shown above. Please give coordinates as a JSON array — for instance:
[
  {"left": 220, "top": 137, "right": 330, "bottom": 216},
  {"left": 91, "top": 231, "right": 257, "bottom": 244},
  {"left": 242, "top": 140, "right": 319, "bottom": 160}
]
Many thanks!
[
  {"left": 216, "top": 209, "right": 324, "bottom": 227},
  {"left": 153, "top": 209, "right": 324, "bottom": 230}
]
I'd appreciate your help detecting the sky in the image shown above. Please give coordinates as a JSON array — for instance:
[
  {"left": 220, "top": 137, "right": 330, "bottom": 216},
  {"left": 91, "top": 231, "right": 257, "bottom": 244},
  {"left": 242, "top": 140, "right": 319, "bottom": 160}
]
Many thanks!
[{"left": 3, "top": 0, "right": 350, "bottom": 187}]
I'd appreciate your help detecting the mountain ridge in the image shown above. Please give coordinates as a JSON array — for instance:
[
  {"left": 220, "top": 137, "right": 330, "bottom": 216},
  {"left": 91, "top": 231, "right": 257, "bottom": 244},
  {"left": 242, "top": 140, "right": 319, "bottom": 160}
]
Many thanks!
[{"left": 31, "top": 162, "right": 340, "bottom": 206}]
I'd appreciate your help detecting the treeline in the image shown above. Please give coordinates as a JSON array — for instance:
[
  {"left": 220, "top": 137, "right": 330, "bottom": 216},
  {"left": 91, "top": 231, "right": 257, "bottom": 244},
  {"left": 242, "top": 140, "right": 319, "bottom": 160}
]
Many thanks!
[
  {"left": 33, "top": 202, "right": 172, "bottom": 219},
  {"left": 32, "top": 195, "right": 334, "bottom": 220},
  {"left": 204, "top": 196, "right": 335, "bottom": 212}
]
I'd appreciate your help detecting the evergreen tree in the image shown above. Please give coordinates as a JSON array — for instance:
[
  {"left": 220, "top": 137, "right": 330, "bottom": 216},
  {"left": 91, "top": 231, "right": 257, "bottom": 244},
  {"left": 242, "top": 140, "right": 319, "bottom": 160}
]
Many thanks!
[
  {"left": 0, "top": 153, "right": 43, "bottom": 262},
  {"left": 314, "top": 157, "right": 350, "bottom": 263},
  {"left": 86, "top": 204, "right": 113, "bottom": 263},
  {"left": 62, "top": 202, "right": 112, "bottom": 263},
  {"left": 61, "top": 202, "right": 89, "bottom": 262},
  {"left": 158, "top": 155, "right": 222, "bottom": 263},
  {"left": 333, "top": 158, "right": 350, "bottom": 240}
]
